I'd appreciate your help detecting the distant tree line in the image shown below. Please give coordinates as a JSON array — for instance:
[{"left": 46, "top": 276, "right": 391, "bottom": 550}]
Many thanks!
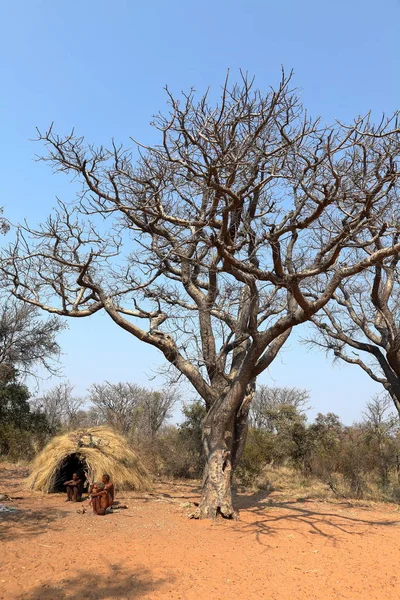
[
  {"left": 30, "top": 379, "right": 400, "bottom": 502},
  {"left": 0, "top": 288, "right": 399, "bottom": 503},
  {"left": 238, "top": 386, "right": 400, "bottom": 500},
  {"left": 31, "top": 380, "right": 179, "bottom": 439}
]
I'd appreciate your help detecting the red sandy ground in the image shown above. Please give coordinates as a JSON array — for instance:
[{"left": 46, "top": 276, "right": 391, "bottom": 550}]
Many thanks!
[{"left": 1, "top": 464, "right": 400, "bottom": 600}]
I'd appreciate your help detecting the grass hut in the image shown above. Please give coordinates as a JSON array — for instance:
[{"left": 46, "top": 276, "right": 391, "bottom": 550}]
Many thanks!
[{"left": 27, "top": 426, "right": 150, "bottom": 493}]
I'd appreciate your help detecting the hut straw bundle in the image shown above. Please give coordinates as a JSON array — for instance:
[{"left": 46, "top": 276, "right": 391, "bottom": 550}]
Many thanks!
[{"left": 27, "top": 426, "right": 150, "bottom": 492}]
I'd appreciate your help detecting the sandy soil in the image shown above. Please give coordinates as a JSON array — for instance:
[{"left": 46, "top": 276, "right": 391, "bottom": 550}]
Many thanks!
[{"left": 1, "top": 464, "right": 400, "bottom": 600}]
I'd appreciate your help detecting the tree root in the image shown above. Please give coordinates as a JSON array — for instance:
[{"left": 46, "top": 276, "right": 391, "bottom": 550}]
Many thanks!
[{"left": 188, "top": 505, "right": 239, "bottom": 520}]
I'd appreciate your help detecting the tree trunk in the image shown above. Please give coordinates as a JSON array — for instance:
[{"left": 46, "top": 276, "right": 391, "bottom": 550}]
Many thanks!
[
  {"left": 379, "top": 364, "right": 400, "bottom": 418},
  {"left": 195, "top": 444, "right": 237, "bottom": 519},
  {"left": 232, "top": 381, "right": 254, "bottom": 470},
  {"left": 387, "top": 388, "right": 400, "bottom": 419},
  {"left": 192, "top": 384, "right": 254, "bottom": 520}
]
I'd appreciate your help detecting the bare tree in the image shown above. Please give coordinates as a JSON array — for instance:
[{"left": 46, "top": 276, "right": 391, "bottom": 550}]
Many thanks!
[
  {"left": 74, "top": 405, "right": 105, "bottom": 428},
  {"left": 2, "top": 73, "right": 400, "bottom": 518},
  {"left": 87, "top": 381, "right": 177, "bottom": 436},
  {"left": 250, "top": 385, "right": 310, "bottom": 430},
  {"left": 31, "top": 381, "right": 84, "bottom": 430},
  {"left": 309, "top": 247, "right": 400, "bottom": 416},
  {"left": 136, "top": 387, "right": 178, "bottom": 438},
  {"left": 0, "top": 297, "right": 64, "bottom": 383},
  {"left": 88, "top": 381, "right": 144, "bottom": 434},
  {"left": 362, "top": 394, "right": 399, "bottom": 486}
]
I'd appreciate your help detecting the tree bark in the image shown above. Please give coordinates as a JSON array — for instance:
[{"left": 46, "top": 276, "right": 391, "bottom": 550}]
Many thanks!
[
  {"left": 232, "top": 382, "right": 255, "bottom": 470},
  {"left": 192, "top": 384, "right": 254, "bottom": 520},
  {"left": 387, "top": 387, "right": 400, "bottom": 419},
  {"left": 195, "top": 444, "right": 237, "bottom": 519}
]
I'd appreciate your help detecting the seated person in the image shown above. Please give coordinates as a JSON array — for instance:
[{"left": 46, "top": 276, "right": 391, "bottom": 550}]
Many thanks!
[
  {"left": 101, "top": 474, "right": 128, "bottom": 510},
  {"left": 102, "top": 474, "right": 114, "bottom": 508},
  {"left": 63, "top": 473, "right": 83, "bottom": 502},
  {"left": 89, "top": 482, "right": 108, "bottom": 516}
]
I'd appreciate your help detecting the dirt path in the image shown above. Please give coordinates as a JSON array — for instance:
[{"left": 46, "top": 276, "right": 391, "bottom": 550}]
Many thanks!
[{"left": 1, "top": 464, "right": 400, "bottom": 599}]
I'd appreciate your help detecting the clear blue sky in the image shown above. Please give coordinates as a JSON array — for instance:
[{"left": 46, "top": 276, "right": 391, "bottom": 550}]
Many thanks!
[{"left": 1, "top": 0, "right": 399, "bottom": 423}]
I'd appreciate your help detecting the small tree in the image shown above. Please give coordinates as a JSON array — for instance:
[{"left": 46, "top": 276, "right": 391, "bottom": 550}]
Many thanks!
[
  {"left": 31, "top": 381, "right": 84, "bottom": 431},
  {"left": 0, "top": 369, "right": 51, "bottom": 459},
  {"left": 0, "top": 297, "right": 64, "bottom": 381},
  {"left": 88, "top": 381, "right": 144, "bottom": 435},
  {"left": 87, "top": 381, "right": 177, "bottom": 437},
  {"left": 136, "top": 387, "right": 178, "bottom": 438},
  {"left": 179, "top": 400, "right": 207, "bottom": 462},
  {"left": 362, "top": 394, "right": 399, "bottom": 487},
  {"left": 73, "top": 406, "right": 105, "bottom": 428},
  {"left": 238, "top": 386, "right": 309, "bottom": 481},
  {"left": 250, "top": 385, "right": 309, "bottom": 430},
  {"left": 157, "top": 400, "right": 207, "bottom": 479},
  {"left": 3, "top": 74, "right": 400, "bottom": 518},
  {"left": 307, "top": 413, "right": 344, "bottom": 480}
]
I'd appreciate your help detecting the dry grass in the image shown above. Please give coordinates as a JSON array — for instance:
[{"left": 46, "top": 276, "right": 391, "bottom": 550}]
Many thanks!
[
  {"left": 251, "top": 466, "right": 400, "bottom": 505},
  {"left": 27, "top": 426, "right": 150, "bottom": 492},
  {"left": 253, "top": 465, "right": 331, "bottom": 501}
]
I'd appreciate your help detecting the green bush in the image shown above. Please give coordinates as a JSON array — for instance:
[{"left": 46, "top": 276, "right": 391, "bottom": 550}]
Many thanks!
[
  {"left": 137, "top": 400, "right": 206, "bottom": 479},
  {"left": 0, "top": 377, "right": 52, "bottom": 461},
  {"left": 236, "top": 428, "right": 274, "bottom": 486}
]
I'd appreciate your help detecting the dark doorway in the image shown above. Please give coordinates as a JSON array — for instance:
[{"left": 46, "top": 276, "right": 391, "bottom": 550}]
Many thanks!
[{"left": 53, "top": 453, "right": 88, "bottom": 492}]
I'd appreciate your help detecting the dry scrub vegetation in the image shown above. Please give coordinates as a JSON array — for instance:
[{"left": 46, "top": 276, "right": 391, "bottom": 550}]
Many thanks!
[{"left": 2, "top": 377, "right": 400, "bottom": 505}]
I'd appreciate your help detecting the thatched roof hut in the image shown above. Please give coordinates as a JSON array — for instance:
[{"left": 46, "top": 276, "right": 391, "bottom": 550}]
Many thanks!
[{"left": 28, "top": 426, "right": 150, "bottom": 493}]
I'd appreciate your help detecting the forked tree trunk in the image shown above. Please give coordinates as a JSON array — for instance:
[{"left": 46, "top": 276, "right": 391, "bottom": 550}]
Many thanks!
[{"left": 192, "top": 384, "right": 254, "bottom": 520}]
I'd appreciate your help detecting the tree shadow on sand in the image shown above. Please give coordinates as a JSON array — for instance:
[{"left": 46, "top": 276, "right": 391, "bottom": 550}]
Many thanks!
[
  {"left": 234, "top": 490, "right": 400, "bottom": 543},
  {"left": 19, "top": 564, "right": 173, "bottom": 600},
  {"left": 0, "top": 505, "right": 69, "bottom": 541}
]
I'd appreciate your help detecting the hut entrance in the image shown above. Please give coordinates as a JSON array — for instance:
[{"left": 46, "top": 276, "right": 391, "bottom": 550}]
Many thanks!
[{"left": 53, "top": 453, "right": 89, "bottom": 492}]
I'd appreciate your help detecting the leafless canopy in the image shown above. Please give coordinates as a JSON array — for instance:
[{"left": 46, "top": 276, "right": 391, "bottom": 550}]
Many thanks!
[
  {"left": 31, "top": 381, "right": 84, "bottom": 430},
  {"left": 309, "top": 239, "right": 400, "bottom": 415},
  {"left": 137, "top": 387, "right": 178, "bottom": 437},
  {"left": 87, "top": 381, "right": 177, "bottom": 436},
  {"left": 250, "top": 385, "right": 310, "bottom": 430},
  {"left": 88, "top": 381, "right": 145, "bottom": 435},
  {"left": 2, "top": 72, "right": 400, "bottom": 516},
  {"left": 0, "top": 296, "right": 64, "bottom": 382},
  {"left": 363, "top": 394, "right": 399, "bottom": 435},
  {"left": 3, "top": 73, "right": 400, "bottom": 403}
]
